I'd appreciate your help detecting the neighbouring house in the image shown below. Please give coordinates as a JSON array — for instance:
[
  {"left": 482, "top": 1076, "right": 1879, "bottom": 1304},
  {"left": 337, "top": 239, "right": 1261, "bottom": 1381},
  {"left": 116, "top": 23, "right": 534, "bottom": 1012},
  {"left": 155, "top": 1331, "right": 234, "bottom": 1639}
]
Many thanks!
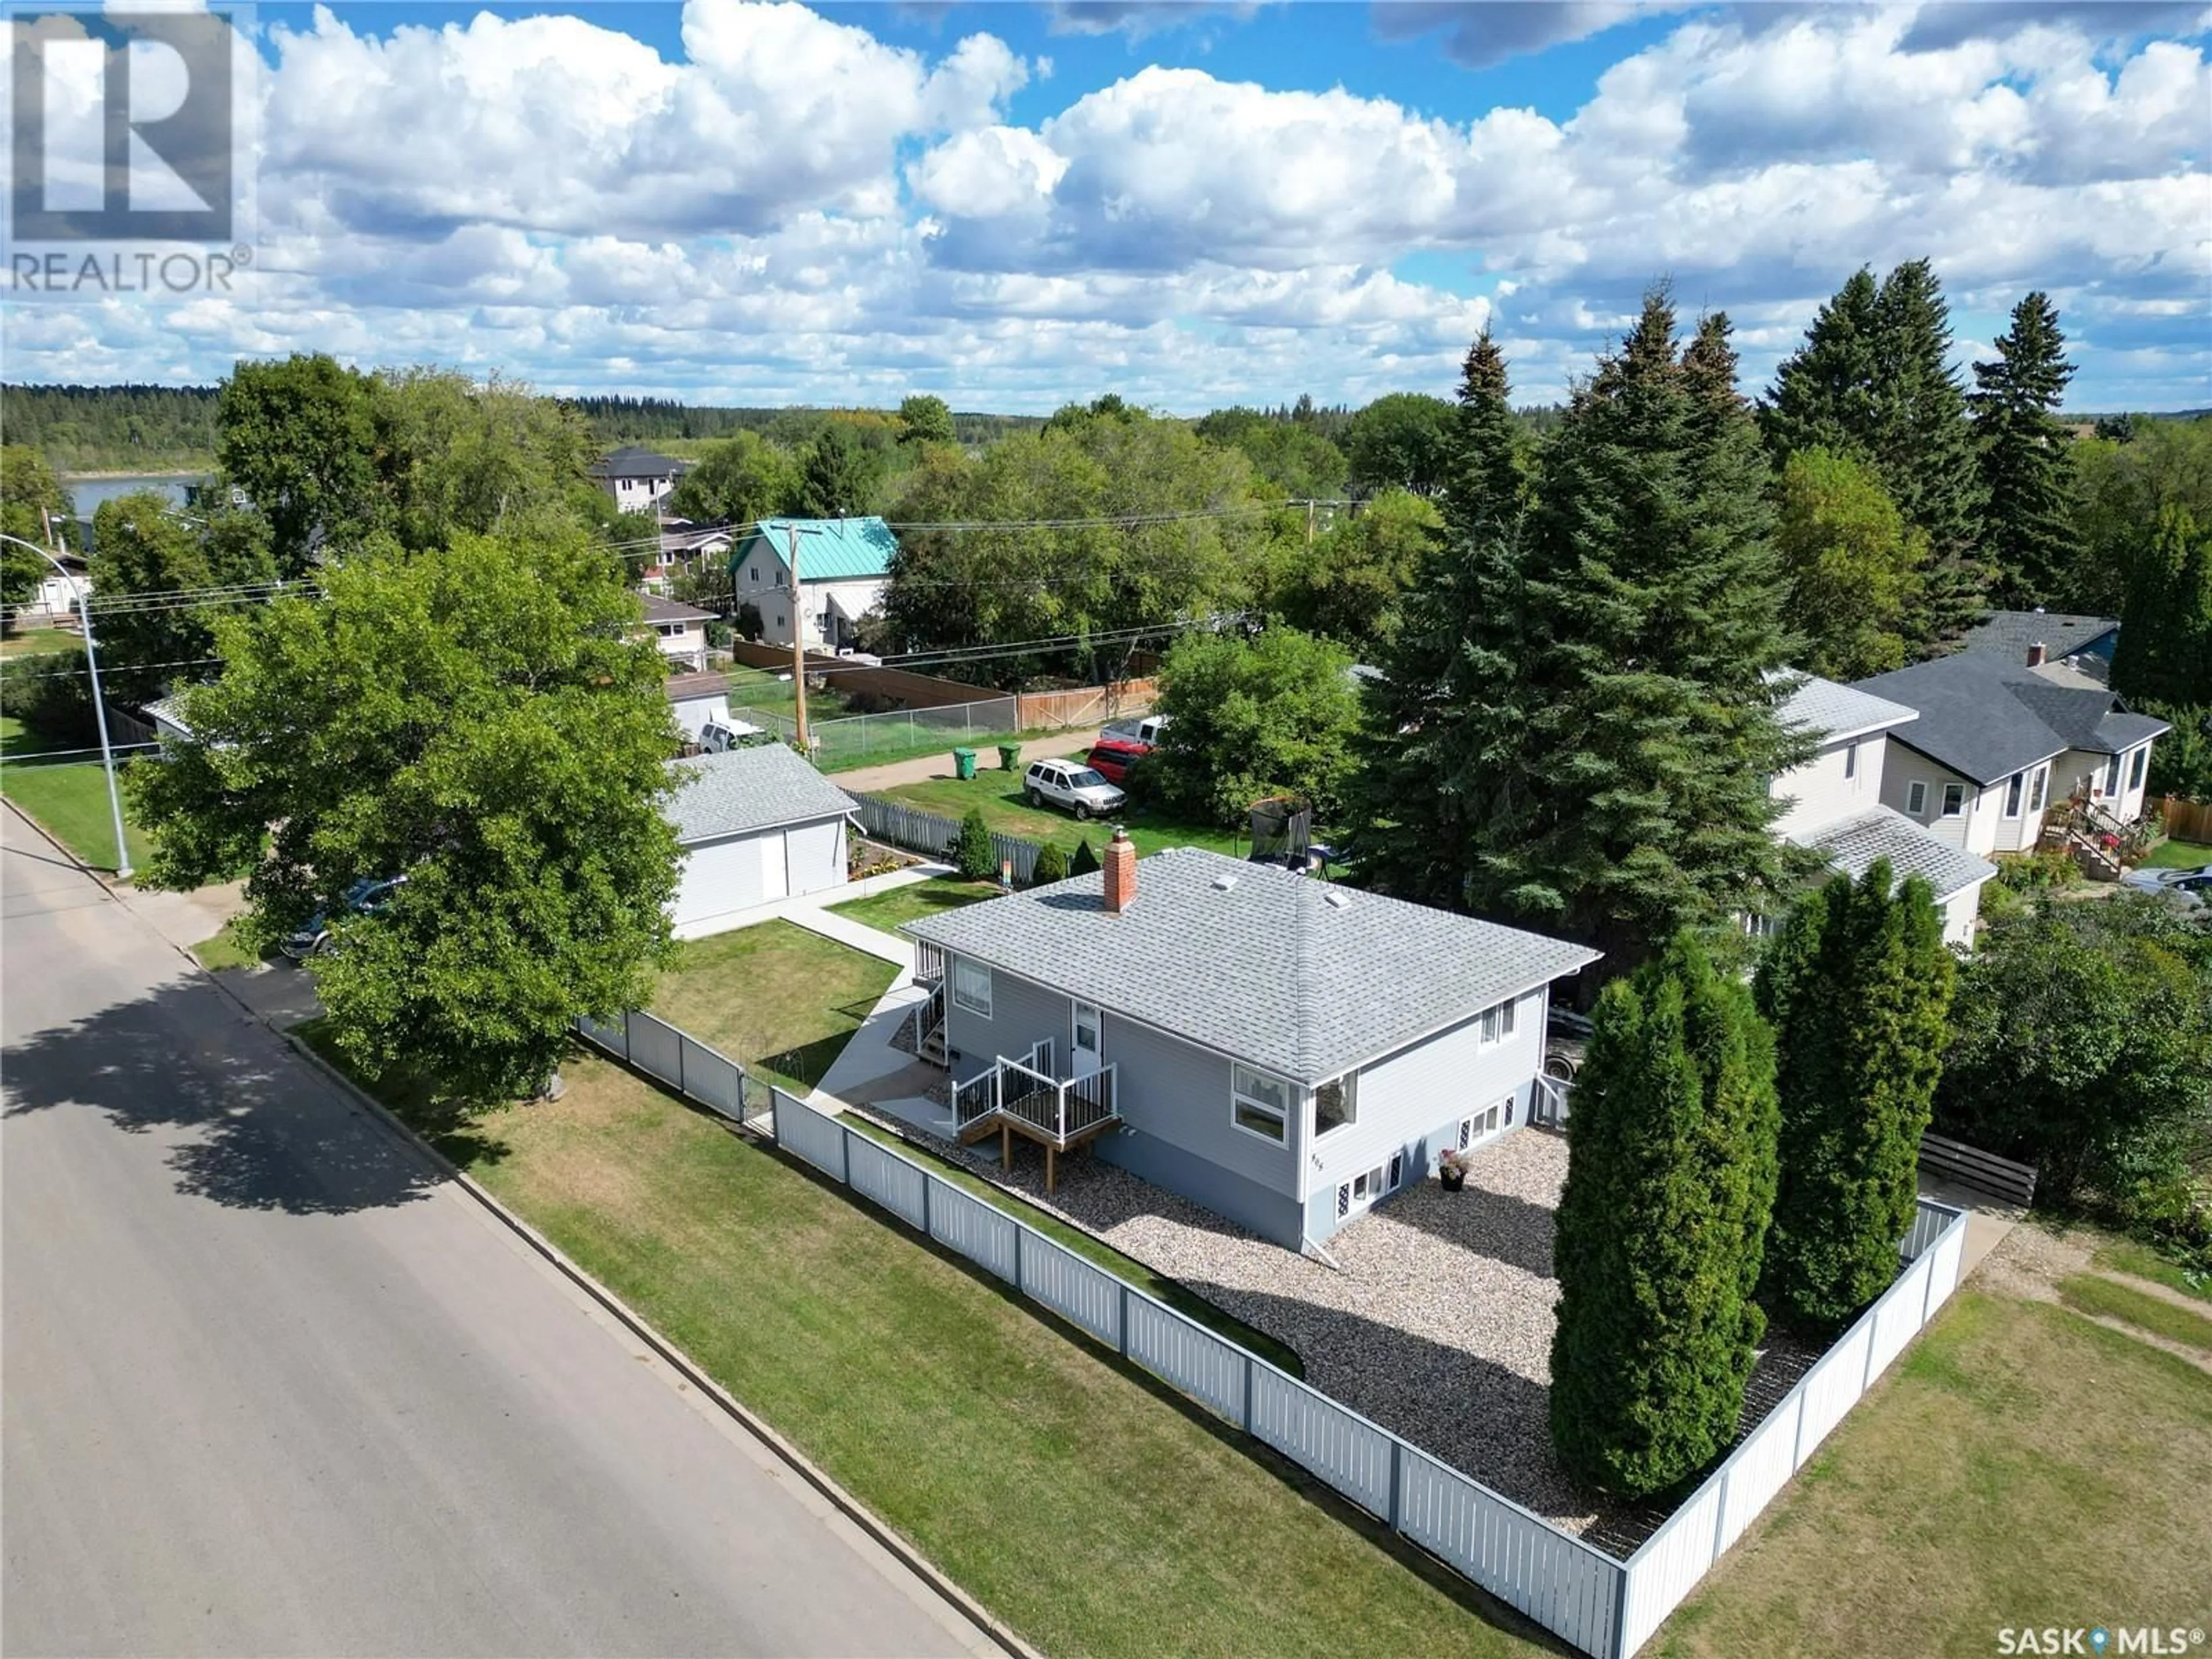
[
  {"left": 728, "top": 516, "right": 896, "bottom": 652},
  {"left": 589, "top": 445, "right": 687, "bottom": 514},
  {"left": 641, "top": 521, "right": 737, "bottom": 597},
  {"left": 1958, "top": 609, "right": 2120, "bottom": 684},
  {"left": 637, "top": 595, "right": 713, "bottom": 673},
  {"left": 903, "top": 839, "right": 1599, "bottom": 1249},
  {"left": 143, "top": 695, "right": 194, "bottom": 745},
  {"left": 662, "top": 743, "right": 857, "bottom": 938},
  {"left": 664, "top": 670, "right": 732, "bottom": 741},
  {"left": 1852, "top": 649, "right": 2170, "bottom": 875},
  {"left": 1771, "top": 675, "right": 1996, "bottom": 950}
]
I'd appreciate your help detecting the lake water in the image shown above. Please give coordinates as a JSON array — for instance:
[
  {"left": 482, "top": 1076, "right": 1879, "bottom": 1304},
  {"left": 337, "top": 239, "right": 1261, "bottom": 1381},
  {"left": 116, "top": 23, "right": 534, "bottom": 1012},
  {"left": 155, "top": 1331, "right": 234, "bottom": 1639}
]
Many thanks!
[{"left": 62, "top": 474, "right": 205, "bottom": 515}]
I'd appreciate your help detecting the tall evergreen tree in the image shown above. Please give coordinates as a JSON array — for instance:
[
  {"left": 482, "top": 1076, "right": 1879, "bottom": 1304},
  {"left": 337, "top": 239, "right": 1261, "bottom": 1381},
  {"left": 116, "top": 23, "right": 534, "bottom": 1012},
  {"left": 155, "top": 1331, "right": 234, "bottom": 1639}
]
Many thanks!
[
  {"left": 1550, "top": 931, "right": 1780, "bottom": 1498},
  {"left": 1756, "top": 859, "right": 1956, "bottom": 1332},
  {"left": 1760, "top": 267, "right": 1883, "bottom": 463},
  {"left": 1449, "top": 289, "right": 1809, "bottom": 963},
  {"left": 1351, "top": 331, "right": 1530, "bottom": 906},
  {"left": 2111, "top": 503, "right": 2212, "bottom": 707},
  {"left": 1873, "top": 260, "right": 1988, "bottom": 643},
  {"left": 1972, "top": 291, "right": 2081, "bottom": 608}
]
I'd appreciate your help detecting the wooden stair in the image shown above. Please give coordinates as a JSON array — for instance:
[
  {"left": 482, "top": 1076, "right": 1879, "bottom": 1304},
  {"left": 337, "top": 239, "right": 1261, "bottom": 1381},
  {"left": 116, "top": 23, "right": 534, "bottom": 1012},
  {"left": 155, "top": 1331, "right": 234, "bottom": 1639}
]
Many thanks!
[{"left": 919, "top": 1017, "right": 948, "bottom": 1068}]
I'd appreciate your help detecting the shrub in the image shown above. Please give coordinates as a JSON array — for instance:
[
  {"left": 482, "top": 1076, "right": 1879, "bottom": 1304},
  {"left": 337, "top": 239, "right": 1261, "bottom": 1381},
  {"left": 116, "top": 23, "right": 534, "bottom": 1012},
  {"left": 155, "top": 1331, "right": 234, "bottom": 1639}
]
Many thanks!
[
  {"left": 734, "top": 602, "right": 764, "bottom": 643},
  {"left": 1758, "top": 861, "right": 1956, "bottom": 1332},
  {"left": 1030, "top": 842, "right": 1069, "bottom": 887},
  {"left": 0, "top": 649, "right": 98, "bottom": 748},
  {"left": 1068, "top": 837, "right": 1099, "bottom": 877},
  {"left": 953, "top": 806, "right": 998, "bottom": 881},
  {"left": 1994, "top": 849, "right": 2081, "bottom": 895},
  {"left": 1550, "top": 930, "right": 1779, "bottom": 1498}
]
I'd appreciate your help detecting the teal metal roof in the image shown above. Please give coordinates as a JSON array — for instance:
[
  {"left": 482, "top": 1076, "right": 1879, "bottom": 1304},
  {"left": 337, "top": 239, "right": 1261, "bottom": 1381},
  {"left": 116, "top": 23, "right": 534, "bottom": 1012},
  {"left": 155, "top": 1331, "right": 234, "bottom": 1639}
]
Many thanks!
[{"left": 743, "top": 517, "right": 898, "bottom": 582}]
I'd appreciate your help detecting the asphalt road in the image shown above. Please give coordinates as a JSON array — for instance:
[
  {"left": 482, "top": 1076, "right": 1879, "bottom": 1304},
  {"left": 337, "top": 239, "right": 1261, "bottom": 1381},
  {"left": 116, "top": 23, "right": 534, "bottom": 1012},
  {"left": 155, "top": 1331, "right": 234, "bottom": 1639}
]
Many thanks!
[{"left": 0, "top": 808, "right": 991, "bottom": 1659}]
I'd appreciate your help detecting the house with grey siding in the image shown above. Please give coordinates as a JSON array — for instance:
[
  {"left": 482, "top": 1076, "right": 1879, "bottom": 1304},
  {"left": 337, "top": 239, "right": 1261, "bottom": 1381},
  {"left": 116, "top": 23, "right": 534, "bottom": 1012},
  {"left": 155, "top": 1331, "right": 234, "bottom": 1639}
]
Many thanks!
[
  {"left": 903, "top": 835, "right": 1598, "bottom": 1252},
  {"left": 663, "top": 744, "right": 855, "bottom": 940}
]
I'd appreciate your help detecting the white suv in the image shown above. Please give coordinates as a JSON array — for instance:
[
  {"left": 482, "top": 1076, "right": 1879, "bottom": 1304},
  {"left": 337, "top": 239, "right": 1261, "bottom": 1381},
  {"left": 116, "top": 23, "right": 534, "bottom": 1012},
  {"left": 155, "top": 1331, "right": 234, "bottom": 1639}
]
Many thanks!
[{"left": 1024, "top": 757, "right": 1126, "bottom": 821}]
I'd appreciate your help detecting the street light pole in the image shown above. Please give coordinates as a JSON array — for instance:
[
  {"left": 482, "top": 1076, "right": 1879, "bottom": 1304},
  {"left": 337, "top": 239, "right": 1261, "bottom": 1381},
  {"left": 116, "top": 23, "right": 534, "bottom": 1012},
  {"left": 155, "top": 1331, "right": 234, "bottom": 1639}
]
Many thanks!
[{"left": 2, "top": 531, "right": 133, "bottom": 879}]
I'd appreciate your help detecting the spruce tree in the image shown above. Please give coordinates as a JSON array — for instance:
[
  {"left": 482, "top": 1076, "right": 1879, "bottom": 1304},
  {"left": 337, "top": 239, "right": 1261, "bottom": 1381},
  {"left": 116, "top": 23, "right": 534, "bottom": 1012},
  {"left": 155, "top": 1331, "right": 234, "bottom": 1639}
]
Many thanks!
[
  {"left": 1756, "top": 859, "right": 1956, "bottom": 1333},
  {"left": 1467, "top": 288, "right": 1809, "bottom": 962},
  {"left": 2112, "top": 505, "right": 2212, "bottom": 706},
  {"left": 1972, "top": 291, "right": 2081, "bottom": 608},
  {"left": 1067, "top": 836, "right": 1100, "bottom": 877},
  {"left": 1760, "top": 266, "right": 1883, "bottom": 462},
  {"left": 1351, "top": 330, "right": 1531, "bottom": 906},
  {"left": 1550, "top": 931, "right": 1780, "bottom": 1498},
  {"left": 1874, "top": 260, "right": 1988, "bottom": 643}
]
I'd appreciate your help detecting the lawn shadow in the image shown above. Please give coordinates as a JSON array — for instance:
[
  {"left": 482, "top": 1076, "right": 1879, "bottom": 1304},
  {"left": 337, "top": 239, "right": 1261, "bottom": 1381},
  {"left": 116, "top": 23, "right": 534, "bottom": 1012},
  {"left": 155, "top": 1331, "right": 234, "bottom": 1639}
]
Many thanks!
[
  {"left": 756, "top": 994, "right": 884, "bottom": 1090},
  {"left": 2, "top": 975, "right": 508, "bottom": 1213}
]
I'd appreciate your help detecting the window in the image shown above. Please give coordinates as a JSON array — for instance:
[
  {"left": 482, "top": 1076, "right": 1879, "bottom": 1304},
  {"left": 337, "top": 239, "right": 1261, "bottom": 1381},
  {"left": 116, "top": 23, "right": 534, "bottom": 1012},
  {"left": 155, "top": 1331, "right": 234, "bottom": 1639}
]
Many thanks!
[
  {"left": 1315, "top": 1073, "right": 1357, "bottom": 1137},
  {"left": 2004, "top": 771, "right": 2024, "bottom": 817},
  {"left": 1476, "top": 997, "right": 1518, "bottom": 1046},
  {"left": 1231, "top": 1063, "right": 1291, "bottom": 1143},
  {"left": 1843, "top": 741, "right": 1858, "bottom": 780},
  {"left": 774, "top": 613, "right": 786, "bottom": 629},
  {"left": 951, "top": 959, "right": 993, "bottom": 1017},
  {"left": 1337, "top": 1156, "right": 1404, "bottom": 1219},
  {"left": 1460, "top": 1099, "right": 1508, "bottom": 1149},
  {"left": 1941, "top": 783, "right": 1965, "bottom": 817},
  {"left": 748, "top": 565, "right": 760, "bottom": 585},
  {"left": 2029, "top": 766, "right": 2048, "bottom": 813},
  {"left": 1906, "top": 780, "right": 1928, "bottom": 816},
  {"left": 2130, "top": 747, "right": 2147, "bottom": 790},
  {"left": 2103, "top": 752, "right": 2122, "bottom": 796}
]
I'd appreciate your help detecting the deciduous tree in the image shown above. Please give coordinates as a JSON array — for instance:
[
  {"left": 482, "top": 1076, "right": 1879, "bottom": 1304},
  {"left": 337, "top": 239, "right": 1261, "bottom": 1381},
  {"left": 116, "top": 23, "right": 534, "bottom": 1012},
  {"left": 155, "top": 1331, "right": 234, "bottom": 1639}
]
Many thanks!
[
  {"left": 2111, "top": 505, "right": 2212, "bottom": 709},
  {"left": 88, "top": 491, "right": 274, "bottom": 701},
  {"left": 1344, "top": 393, "right": 1455, "bottom": 498},
  {"left": 1550, "top": 931, "right": 1779, "bottom": 1497},
  {"left": 667, "top": 430, "right": 803, "bottom": 528},
  {"left": 897, "top": 394, "right": 957, "bottom": 448},
  {"left": 1147, "top": 627, "right": 1361, "bottom": 826},
  {"left": 128, "top": 527, "right": 680, "bottom": 1104},
  {"left": 1775, "top": 449, "right": 1925, "bottom": 681},
  {"left": 216, "top": 353, "right": 381, "bottom": 575}
]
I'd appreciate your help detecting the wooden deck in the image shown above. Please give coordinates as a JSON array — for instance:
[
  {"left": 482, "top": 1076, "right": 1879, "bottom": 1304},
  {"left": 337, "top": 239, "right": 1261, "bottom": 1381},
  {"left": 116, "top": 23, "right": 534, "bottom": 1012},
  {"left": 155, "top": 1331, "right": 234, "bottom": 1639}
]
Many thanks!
[{"left": 955, "top": 1078, "right": 1119, "bottom": 1192}]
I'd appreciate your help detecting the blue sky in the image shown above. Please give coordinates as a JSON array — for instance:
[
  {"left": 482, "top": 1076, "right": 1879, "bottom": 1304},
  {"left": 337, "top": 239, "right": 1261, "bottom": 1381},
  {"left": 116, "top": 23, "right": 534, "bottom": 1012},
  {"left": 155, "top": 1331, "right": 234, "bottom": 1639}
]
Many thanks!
[{"left": 5, "top": 1, "right": 2207, "bottom": 412}]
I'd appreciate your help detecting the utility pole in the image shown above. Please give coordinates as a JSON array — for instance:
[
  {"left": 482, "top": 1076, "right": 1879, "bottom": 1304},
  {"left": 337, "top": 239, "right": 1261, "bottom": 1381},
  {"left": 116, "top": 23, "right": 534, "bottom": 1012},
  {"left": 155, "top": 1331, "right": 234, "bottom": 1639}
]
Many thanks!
[
  {"left": 787, "top": 522, "right": 808, "bottom": 755},
  {"left": 1304, "top": 498, "right": 1315, "bottom": 558},
  {"left": 0, "top": 532, "right": 131, "bottom": 879}
]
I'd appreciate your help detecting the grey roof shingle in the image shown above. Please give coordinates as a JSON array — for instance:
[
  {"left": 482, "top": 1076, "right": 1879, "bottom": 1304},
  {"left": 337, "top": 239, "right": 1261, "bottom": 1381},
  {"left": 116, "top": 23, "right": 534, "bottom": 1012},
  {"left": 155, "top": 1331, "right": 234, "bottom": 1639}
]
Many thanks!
[
  {"left": 590, "top": 445, "right": 684, "bottom": 480},
  {"left": 641, "top": 595, "right": 714, "bottom": 624},
  {"left": 906, "top": 847, "right": 1600, "bottom": 1085},
  {"left": 1787, "top": 806, "right": 1997, "bottom": 902},
  {"left": 664, "top": 745, "right": 855, "bottom": 844},
  {"left": 1777, "top": 674, "right": 1918, "bottom": 742},
  {"left": 1961, "top": 609, "right": 2119, "bottom": 673},
  {"left": 1852, "top": 653, "right": 2171, "bottom": 783}
]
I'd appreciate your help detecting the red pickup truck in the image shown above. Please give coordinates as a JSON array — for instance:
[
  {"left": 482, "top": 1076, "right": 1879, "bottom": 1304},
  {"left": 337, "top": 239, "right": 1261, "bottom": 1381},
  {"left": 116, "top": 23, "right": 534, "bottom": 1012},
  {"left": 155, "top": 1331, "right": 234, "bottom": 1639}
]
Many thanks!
[{"left": 1083, "top": 715, "right": 1171, "bottom": 785}]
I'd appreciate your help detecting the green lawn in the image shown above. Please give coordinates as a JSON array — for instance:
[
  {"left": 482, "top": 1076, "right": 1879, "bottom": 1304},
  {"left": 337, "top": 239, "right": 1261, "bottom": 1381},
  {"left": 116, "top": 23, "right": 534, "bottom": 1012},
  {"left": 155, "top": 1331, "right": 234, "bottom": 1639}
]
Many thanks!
[
  {"left": 649, "top": 920, "right": 896, "bottom": 1096},
  {"left": 2095, "top": 1238, "right": 2212, "bottom": 1303},
  {"left": 2141, "top": 838, "right": 2212, "bottom": 869},
  {"left": 824, "top": 875, "right": 1003, "bottom": 934},
  {"left": 0, "top": 626, "right": 81, "bottom": 660},
  {"left": 876, "top": 766, "right": 1248, "bottom": 860},
  {"left": 2061, "top": 1274, "right": 2212, "bottom": 1351},
  {"left": 190, "top": 919, "right": 272, "bottom": 972},
  {"left": 325, "top": 1042, "right": 1547, "bottom": 1659},
  {"left": 1654, "top": 1291, "right": 2212, "bottom": 1657},
  {"left": 0, "top": 757, "right": 153, "bottom": 873}
]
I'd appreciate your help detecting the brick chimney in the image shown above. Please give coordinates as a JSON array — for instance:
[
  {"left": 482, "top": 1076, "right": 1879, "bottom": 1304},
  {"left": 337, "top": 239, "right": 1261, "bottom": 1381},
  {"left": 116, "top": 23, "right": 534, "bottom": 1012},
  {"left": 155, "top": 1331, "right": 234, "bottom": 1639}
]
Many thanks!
[
  {"left": 1102, "top": 827, "right": 1137, "bottom": 914},
  {"left": 2027, "top": 642, "right": 2047, "bottom": 668}
]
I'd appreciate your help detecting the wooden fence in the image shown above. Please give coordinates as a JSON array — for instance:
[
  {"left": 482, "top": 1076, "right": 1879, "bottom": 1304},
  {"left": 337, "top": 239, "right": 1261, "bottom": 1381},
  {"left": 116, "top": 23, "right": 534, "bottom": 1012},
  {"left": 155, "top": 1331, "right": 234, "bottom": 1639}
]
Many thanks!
[
  {"left": 2159, "top": 794, "right": 2212, "bottom": 844},
  {"left": 1918, "top": 1130, "right": 2037, "bottom": 1207},
  {"left": 852, "top": 793, "right": 1046, "bottom": 885},
  {"left": 1016, "top": 679, "right": 1158, "bottom": 731}
]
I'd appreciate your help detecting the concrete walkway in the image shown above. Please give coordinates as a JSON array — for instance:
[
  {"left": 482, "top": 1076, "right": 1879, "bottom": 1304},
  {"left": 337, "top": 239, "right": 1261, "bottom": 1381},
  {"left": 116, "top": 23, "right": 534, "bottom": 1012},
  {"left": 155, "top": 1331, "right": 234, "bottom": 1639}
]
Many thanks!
[
  {"left": 1918, "top": 1172, "right": 2024, "bottom": 1280},
  {"left": 829, "top": 734, "right": 1091, "bottom": 794}
]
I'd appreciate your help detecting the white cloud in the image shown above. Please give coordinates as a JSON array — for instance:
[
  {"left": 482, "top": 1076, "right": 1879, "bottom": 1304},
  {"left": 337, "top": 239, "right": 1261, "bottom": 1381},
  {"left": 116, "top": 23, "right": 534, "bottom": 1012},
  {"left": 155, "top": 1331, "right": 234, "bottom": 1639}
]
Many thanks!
[{"left": 4, "top": 1, "right": 2205, "bottom": 412}]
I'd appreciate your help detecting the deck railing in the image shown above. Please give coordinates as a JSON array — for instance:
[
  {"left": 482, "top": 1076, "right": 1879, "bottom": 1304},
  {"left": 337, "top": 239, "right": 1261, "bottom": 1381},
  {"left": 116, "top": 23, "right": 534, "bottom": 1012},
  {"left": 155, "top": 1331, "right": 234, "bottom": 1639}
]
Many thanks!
[{"left": 986, "top": 1054, "right": 1118, "bottom": 1146}]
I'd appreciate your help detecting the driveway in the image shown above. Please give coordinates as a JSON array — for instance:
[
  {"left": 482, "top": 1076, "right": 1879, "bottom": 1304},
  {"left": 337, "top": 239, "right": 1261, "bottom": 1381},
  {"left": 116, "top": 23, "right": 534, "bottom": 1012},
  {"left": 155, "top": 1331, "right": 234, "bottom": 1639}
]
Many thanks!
[
  {"left": 830, "top": 733, "right": 1090, "bottom": 793},
  {"left": 1, "top": 806, "right": 993, "bottom": 1659}
]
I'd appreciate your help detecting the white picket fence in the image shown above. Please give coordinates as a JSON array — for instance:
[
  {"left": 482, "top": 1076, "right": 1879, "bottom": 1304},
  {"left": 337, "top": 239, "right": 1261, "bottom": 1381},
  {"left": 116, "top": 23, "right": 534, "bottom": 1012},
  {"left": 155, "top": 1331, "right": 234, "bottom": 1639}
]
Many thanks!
[{"left": 571, "top": 1008, "right": 1971, "bottom": 1659}]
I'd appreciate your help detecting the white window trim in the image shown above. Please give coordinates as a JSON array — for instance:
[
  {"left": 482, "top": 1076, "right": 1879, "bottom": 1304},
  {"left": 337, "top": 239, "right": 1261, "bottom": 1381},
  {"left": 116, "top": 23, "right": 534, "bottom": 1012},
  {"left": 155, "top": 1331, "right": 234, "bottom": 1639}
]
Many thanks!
[
  {"left": 1230, "top": 1062, "right": 1291, "bottom": 1145},
  {"left": 2003, "top": 771, "right": 2025, "bottom": 818},
  {"left": 2103, "top": 752, "right": 2122, "bottom": 795},
  {"left": 1906, "top": 779, "right": 1927, "bottom": 816},
  {"left": 1476, "top": 997, "right": 1518, "bottom": 1047},
  {"left": 2029, "top": 766, "right": 2048, "bottom": 813},
  {"left": 951, "top": 958, "right": 993, "bottom": 1018},
  {"left": 1940, "top": 783, "right": 1965, "bottom": 818},
  {"left": 1315, "top": 1071, "right": 1358, "bottom": 1138},
  {"left": 2128, "top": 746, "right": 2147, "bottom": 790},
  {"left": 1843, "top": 740, "right": 1858, "bottom": 780}
]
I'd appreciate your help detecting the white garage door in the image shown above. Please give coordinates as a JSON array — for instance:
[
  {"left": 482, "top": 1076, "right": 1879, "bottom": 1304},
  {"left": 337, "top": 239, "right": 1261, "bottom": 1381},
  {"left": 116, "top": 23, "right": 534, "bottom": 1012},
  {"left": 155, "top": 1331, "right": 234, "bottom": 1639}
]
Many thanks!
[{"left": 758, "top": 829, "right": 789, "bottom": 902}]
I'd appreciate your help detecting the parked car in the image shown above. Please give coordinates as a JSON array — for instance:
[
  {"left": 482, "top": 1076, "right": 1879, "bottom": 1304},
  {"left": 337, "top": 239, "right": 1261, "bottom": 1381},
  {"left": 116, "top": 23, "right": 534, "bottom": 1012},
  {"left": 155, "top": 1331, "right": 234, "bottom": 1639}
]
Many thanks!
[
  {"left": 281, "top": 876, "right": 408, "bottom": 960},
  {"left": 1087, "top": 713, "right": 1171, "bottom": 785},
  {"left": 2119, "top": 862, "right": 2212, "bottom": 910},
  {"left": 1024, "top": 757, "right": 1126, "bottom": 821},
  {"left": 696, "top": 718, "right": 771, "bottom": 753}
]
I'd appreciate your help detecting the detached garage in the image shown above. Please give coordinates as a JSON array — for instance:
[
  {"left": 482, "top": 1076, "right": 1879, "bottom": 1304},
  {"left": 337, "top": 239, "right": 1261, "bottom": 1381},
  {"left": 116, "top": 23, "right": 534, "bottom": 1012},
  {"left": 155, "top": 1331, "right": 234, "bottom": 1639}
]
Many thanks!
[{"left": 665, "top": 745, "right": 857, "bottom": 938}]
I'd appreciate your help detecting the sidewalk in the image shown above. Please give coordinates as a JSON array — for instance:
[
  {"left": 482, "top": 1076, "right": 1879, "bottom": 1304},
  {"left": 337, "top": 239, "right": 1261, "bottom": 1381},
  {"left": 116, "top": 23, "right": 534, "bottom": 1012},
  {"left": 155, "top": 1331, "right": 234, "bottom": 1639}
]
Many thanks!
[{"left": 828, "top": 734, "right": 1090, "bottom": 794}]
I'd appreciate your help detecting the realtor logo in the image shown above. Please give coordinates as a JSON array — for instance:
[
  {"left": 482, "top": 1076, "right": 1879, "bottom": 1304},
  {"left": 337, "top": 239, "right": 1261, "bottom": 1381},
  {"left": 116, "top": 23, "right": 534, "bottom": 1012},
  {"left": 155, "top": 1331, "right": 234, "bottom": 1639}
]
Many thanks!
[{"left": 7, "top": 5, "right": 251, "bottom": 286}]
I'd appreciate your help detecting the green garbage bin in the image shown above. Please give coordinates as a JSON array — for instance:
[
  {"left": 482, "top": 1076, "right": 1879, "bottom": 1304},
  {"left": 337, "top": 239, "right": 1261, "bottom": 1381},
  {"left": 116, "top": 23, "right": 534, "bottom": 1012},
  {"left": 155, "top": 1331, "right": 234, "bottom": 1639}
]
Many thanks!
[
  {"left": 952, "top": 747, "right": 978, "bottom": 780},
  {"left": 996, "top": 742, "right": 1022, "bottom": 772}
]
